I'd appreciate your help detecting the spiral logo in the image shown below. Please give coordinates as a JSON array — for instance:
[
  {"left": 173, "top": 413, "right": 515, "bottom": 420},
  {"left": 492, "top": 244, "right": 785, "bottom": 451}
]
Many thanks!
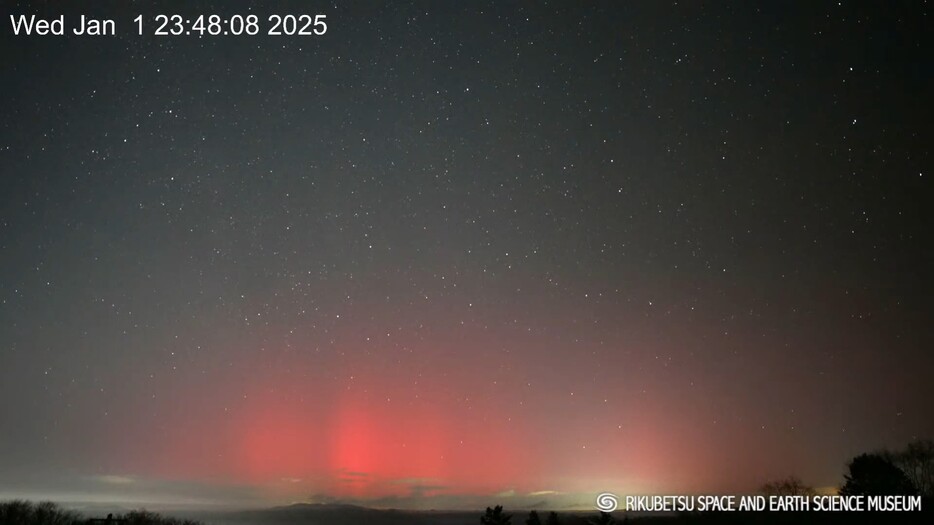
[{"left": 595, "top": 492, "right": 619, "bottom": 512}]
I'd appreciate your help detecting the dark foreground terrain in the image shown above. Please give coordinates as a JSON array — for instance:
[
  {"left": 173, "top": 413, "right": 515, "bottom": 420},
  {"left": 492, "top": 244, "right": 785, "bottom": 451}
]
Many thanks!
[
  {"left": 132, "top": 501, "right": 934, "bottom": 525},
  {"left": 4, "top": 500, "right": 933, "bottom": 525}
]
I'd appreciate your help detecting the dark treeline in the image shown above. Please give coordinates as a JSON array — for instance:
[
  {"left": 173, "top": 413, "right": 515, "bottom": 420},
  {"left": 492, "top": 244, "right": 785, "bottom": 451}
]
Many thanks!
[
  {"left": 0, "top": 501, "right": 201, "bottom": 525},
  {"left": 757, "top": 439, "right": 934, "bottom": 500}
]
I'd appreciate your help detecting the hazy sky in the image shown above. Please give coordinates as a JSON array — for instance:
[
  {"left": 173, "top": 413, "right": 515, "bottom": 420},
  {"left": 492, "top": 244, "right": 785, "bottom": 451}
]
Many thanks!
[{"left": 1, "top": 0, "right": 931, "bottom": 511}]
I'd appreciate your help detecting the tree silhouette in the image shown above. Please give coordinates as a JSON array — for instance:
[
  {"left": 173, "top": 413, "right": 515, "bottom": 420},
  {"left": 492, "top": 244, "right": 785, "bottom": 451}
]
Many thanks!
[
  {"left": 545, "top": 511, "right": 560, "bottom": 525},
  {"left": 0, "top": 501, "right": 202, "bottom": 525},
  {"left": 840, "top": 453, "right": 918, "bottom": 496},
  {"left": 760, "top": 476, "right": 816, "bottom": 496},
  {"left": 587, "top": 511, "right": 615, "bottom": 525},
  {"left": 0, "top": 500, "right": 80, "bottom": 525},
  {"left": 481, "top": 505, "right": 512, "bottom": 525},
  {"left": 891, "top": 439, "right": 934, "bottom": 498},
  {"left": 524, "top": 510, "right": 542, "bottom": 525}
]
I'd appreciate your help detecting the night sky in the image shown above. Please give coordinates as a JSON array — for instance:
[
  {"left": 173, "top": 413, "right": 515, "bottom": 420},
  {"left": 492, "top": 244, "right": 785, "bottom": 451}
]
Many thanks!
[{"left": 0, "top": 0, "right": 931, "bottom": 511}]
